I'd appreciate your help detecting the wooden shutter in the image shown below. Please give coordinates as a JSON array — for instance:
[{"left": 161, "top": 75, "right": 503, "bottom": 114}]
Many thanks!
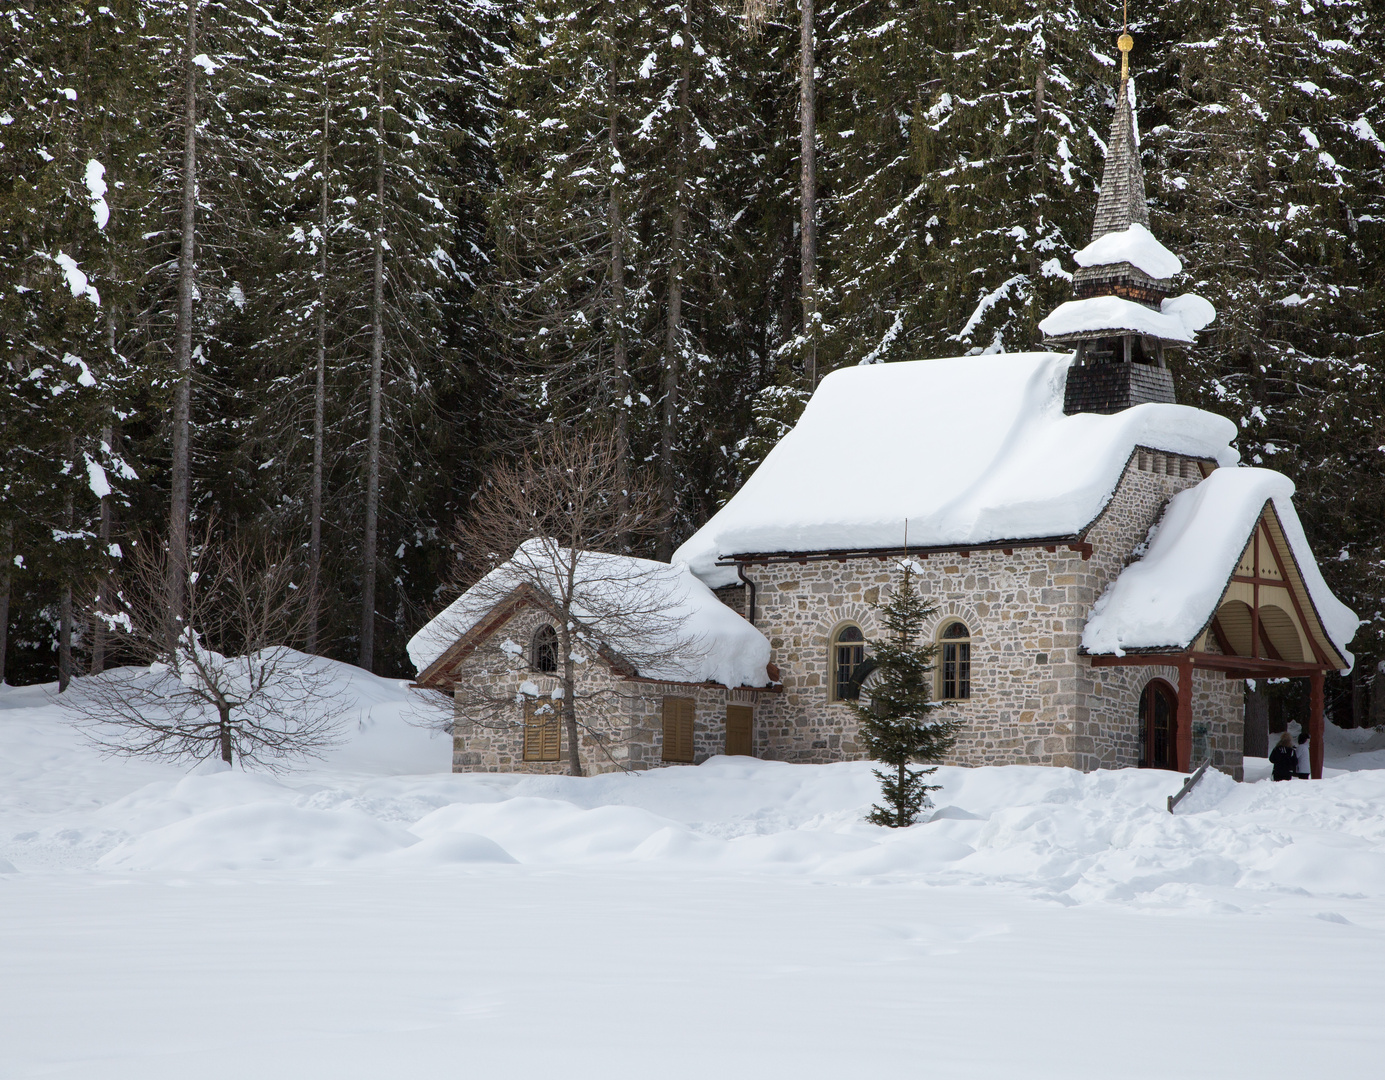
[
  {"left": 523, "top": 700, "right": 561, "bottom": 762},
  {"left": 725, "top": 705, "right": 753, "bottom": 757},
  {"left": 661, "top": 697, "right": 695, "bottom": 763}
]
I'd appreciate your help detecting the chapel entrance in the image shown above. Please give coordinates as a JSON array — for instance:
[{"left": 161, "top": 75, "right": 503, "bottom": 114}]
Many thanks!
[{"left": 1139, "top": 680, "right": 1178, "bottom": 770}]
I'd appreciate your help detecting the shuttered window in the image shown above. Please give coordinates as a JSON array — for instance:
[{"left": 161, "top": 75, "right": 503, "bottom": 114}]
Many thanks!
[
  {"left": 725, "top": 705, "right": 753, "bottom": 757},
  {"left": 661, "top": 697, "right": 696, "bottom": 763},
  {"left": 522, "top": 699, "right": 561, "bottom": 762}
]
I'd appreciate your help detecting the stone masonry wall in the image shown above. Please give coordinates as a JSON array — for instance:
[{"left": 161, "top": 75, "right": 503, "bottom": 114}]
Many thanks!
[
  {"left": 444, "top": 601, "right": 781, "bottom": 774},
  {"left": 741, "top": 449, "right": 1225, "bottom": 773}
]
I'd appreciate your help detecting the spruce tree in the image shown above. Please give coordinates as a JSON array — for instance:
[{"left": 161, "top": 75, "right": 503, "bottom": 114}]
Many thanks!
[{"left": 852, "top": 561, "right": 961, "bottom": 828}]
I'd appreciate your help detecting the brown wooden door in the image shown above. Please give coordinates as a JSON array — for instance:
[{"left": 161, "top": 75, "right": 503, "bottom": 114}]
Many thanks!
[
  {"left": 1139, "top": 680, "right": 1177, "bottom": 770},
  {"left": 725, "top": 705, "right": 753, "bottom": 756},
  {"left": 662, "top": 697, "right": 696, "bottom": 763}
]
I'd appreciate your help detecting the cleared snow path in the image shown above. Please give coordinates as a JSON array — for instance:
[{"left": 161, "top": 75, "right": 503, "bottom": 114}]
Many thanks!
[{"left": 3, "top": 664, "right": 1385, "bottom": 1077}]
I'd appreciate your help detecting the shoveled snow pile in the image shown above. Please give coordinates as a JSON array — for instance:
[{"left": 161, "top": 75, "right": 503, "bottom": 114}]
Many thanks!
[
  {"left": 1083, "top": 467, "right": 1359, "bottom": 661},
  {"left": 408, "top": 538, "right": 771, "bottom": 688},
  {"left": 1038, "top": 292, "right": 1216, "bottom": 342},
  {"left": 675, "top": 353, "right": 1238, "bottom": 587},
  {"left": 1074, "top": 222, "right": 1182, "bottom": 278}
]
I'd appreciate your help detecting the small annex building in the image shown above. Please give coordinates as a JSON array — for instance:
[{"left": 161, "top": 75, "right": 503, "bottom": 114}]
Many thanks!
[{"left": 409, "top": 36, "right": 1358, "bottom": 780}]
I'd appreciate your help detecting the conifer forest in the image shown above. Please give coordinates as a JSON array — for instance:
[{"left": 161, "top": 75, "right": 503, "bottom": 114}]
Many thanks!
[{"left": 2, "top": 0, "right": 1382, "bottom": 717}]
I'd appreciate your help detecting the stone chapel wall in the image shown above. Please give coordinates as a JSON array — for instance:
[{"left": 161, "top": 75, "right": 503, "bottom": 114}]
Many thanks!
[
  {"left": 444, "top": 602, "right": 781, "bottom": 774},
  {"left": 740, "top": 449, "right": 1230, "bottom": 773}
]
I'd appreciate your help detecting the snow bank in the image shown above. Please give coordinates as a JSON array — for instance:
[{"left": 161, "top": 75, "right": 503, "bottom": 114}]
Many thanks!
[
  {"left": 1038, "top": 292, "right": 1215, "bottom": 342},
  {"left": 1083, "top": 467, "right": 1358, "bottom": 662},
  {"left": 408, "top": 540, "right": 772, "bottom": 688},
  {"left": 1074, "top": 222, "right": 1182, "bottom": 278},
  {"left": 675, "top": 353, "right": 1238, "bottom": 587}
]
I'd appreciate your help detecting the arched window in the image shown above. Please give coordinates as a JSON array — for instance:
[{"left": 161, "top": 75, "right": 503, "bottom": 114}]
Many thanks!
[
  {"left": 938, "top": 621, "right": 971, "bottom": 700},
  {"left": 830, "top": 624, "right": 866, "bottom": 702},
  {"left": 531, "top": 625, "right": 558, "bottom": 674}
]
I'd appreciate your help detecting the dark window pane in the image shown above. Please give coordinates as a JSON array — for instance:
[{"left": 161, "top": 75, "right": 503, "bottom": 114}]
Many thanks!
[
  {"left": 838, "top": 625, "right": 865, "bottom": 643},
  {"left": 942, "top": 621, "right": 969, "bottom": 639}
]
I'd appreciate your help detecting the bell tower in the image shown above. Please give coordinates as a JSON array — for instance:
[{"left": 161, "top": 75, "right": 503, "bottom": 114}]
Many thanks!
[{"left": 1040, "top": 15, "right": 1215, "bottom": 414}]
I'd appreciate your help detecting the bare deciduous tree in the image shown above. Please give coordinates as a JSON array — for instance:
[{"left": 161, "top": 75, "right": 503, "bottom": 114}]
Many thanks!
[
  {"left": 64, "top": 526, "right": 344, "bottom": 769},
  {"left": 432, "top": 430, "right": 701, "bottom": 776}
]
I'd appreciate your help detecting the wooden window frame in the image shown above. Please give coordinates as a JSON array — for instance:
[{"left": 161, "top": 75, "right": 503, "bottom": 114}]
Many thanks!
[
  {"left": 938, "top": 621, "right": 972, "bottom": 701},
  {"left": 830, "top": 623, "right": 866, "bottom": 703},
  {"left": 522, "top": 698, "right": 561, "bottom": 762},
  {"left": 531, "top": 624, "right": 559, "bottom": 674},
  {"left": 662, "top": 696, "right": 696, "bottom": 763}
]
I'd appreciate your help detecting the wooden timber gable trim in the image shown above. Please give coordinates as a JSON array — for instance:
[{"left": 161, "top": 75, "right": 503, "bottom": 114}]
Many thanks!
[{"left": 1083, "top": 499, "right": 1348, "bottom": 673}]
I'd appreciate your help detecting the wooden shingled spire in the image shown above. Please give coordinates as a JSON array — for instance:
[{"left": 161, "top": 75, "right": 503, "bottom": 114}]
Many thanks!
[{"left": 1088, "top": 17, "right": 1150, "bottom": 242}]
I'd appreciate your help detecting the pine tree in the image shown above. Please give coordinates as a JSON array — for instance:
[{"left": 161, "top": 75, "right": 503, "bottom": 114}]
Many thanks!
[{"left": 852, "top": 560, "right": 962, "bottom": 828}]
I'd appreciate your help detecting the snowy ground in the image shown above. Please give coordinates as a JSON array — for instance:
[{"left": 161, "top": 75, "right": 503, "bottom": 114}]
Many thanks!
[{"left": 4, "top": 664, "right": 1385, "bottom": 1078}]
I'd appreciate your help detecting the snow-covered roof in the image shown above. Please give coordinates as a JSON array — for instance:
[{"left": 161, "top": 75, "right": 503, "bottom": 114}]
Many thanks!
[
  {"left": 1082, "top": 468, "right": 1358, "bottom": 665},
  {"left": 674, "top": 353, "right": 1239, "bottom": 588},
  {"left": 1074, "top": 223, "right": 1182, "bottom": 279},
  {"left": 1039, "top": 293, "right": 1215, "bottom": 343},
  {"left": 408, "top": 540, "right": 773, "bottom": 688}
]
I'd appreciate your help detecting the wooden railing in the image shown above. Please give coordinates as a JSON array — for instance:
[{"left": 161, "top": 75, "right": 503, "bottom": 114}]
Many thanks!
[{"left": 1167, "top": 760, "right": 1211, "bottom": 813}]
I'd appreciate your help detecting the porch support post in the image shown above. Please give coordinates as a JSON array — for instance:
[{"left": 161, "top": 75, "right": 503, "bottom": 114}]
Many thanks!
[
  {"left": 1176, "top": 657, "right": 1193, "bottom": 772},
  {"left": 1309, "top": 669, "right": 1324, "bottom": 779}
]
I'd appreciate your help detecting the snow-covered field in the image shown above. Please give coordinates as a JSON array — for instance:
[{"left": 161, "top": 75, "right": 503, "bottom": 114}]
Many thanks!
[{"left": 4, "top": 663, "right": 1385, "bottom": 1078}]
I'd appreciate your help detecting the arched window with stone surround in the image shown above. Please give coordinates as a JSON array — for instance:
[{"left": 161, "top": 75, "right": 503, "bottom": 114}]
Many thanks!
[
  {"left": 830, "top": 624, "right": 866, "bottom": 702},
  {"left": 938, "top": 620, "right": 972, "bottom": 700},
  {"left": 531, "top": 625, "right": 558, "bottom": 674}
]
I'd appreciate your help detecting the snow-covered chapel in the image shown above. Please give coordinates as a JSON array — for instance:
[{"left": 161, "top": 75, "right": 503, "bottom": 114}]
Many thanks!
[{"left": 409, "top": 33, "right": 1358, "bottom": 782}]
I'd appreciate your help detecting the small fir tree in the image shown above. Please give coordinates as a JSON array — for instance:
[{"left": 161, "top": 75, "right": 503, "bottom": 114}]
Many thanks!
[{"left": 853, "top": 560, "right": 962, "bottom": 828}]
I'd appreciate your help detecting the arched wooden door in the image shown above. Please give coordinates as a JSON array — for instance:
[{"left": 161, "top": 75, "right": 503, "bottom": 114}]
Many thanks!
[{"left": 1139, "top": 680, "right": 1178, "bottom": 770}]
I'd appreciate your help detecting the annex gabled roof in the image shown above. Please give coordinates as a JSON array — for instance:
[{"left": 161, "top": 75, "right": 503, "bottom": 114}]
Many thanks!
[
  {"left": 673, "top": 353, "right": 1239, "bottom": 589},
  {"left": 1081, "top": 468, "right": 1358, "bottom": 667},
  {"left": 408, "top": 540, "right": 774, "bottom": 689}
]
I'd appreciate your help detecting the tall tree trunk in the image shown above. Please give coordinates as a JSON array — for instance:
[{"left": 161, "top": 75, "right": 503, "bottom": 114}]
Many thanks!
[
  {"left": 799, "top": 0, "right": 817, "bottom": 389},
  {"left": 561, "top": 634, "right": 582, "bottom": 777},
  {"left": 658, "top": 5, "right": 691, "bottom": 561},
  {"left": 359, "top": 27, "right": 385, "bottom": 671},
  {"left": 168, "top": 0, "right": 199, "bottom": 656},
  {"left": 308, "top": 46, "right": 330, "bottom": 655},
  {"left": 58, "top": 437, "right": 75, "bottom": 692},
  {"left": 1030, "top": 43, "right": 1047, "bottom": 282},
  {"left": 0, "top": 520, "right": 11, "bottom": 686},
  {"left": 607, "top": 54, "right": 631, "bottom": 525},
  {"left": 90, "top": 423, "right": 113, "bottom": 674}
]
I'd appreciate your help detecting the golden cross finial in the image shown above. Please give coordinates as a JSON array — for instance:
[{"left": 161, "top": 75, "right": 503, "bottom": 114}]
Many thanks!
[{"left": 1118, "top": 0, "right": 1133, "bottom": 81}]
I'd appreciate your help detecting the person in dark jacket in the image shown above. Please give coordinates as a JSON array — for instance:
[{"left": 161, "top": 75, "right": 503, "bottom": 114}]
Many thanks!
[{"left": 1269, "top": 732, "right": 1298, "bottom": 781}]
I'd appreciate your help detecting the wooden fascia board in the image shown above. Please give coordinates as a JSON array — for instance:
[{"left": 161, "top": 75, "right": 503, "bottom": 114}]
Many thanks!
[{"left": 1088, "top": 650, "right": 1331, "bottom": 676}]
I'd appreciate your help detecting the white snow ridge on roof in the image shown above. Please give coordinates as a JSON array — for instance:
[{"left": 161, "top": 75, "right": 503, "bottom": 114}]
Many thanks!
[
  {"left": 1082, "top": 468, "right": 1358, "bottom": 664},
  {"left": 1038, "top": 293, "right": 1215, "bottom": 343},
  {"left": 408, "top": 540, "right": 772, "bottom": 688},
  {"left": 1074, "top": 222, "right": 1182, "bottom": 279},
  {"left": 674, "top": 353, "right": 1239, "bottom": 588}
]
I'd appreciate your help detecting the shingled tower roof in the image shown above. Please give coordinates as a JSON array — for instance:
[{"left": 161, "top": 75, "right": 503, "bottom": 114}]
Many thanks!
[{"left": 1090, "top": 74, "right": 1150, "bottom": 241}]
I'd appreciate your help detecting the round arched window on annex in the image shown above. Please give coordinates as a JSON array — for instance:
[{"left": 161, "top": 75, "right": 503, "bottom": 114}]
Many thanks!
[
  {"left": 937, "top": 620, "right": 972, "bottom": 701},
  {"left": 830, "top": 624, "right": 867, "bottom": 702},
  {"left": 531, "top": 624, "right": 559, "bottom": 674}
]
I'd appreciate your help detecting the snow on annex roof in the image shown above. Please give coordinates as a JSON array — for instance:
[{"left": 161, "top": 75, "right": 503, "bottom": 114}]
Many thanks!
[
  {"left": 674, "top": 352, "right": 1240, "bottom": 589},
  {"left": 408, "top": 540, "right": 773, "bottom": 689},
  {"left": 1082, "top": 468, "right": 1359, "bottom": 665}
]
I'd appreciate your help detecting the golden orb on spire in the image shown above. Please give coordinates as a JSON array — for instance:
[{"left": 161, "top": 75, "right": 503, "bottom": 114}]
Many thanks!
[{"left": 1118, "top": 32, "right": 1134, "bottom": 79}]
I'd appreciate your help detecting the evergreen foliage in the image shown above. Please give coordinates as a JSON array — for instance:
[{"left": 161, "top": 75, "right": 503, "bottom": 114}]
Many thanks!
[
  {"left": 0, "top": 0, "right": 1381, "bottom": 712},
  {"left": 853, "top": 561, "right": 962, "bottom": 828}
]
